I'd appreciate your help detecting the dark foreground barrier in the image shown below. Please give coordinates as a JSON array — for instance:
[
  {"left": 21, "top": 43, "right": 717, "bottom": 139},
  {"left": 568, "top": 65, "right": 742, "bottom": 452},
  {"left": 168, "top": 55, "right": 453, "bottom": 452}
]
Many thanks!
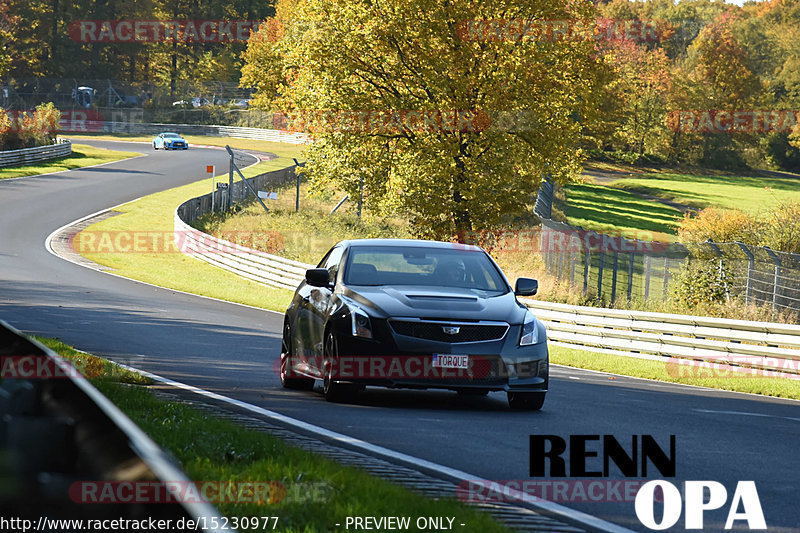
[{"left": 0, "top": 320, "right": 228, "bottom": 532}]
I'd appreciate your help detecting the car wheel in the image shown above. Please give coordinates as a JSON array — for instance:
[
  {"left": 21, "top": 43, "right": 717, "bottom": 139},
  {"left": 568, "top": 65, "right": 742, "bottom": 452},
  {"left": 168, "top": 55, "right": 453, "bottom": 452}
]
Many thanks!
[
  {"left": 153, "top": 142, "right": 158, "bottom": 150},
  {"left": 507, "top": 391, "right": 545, "bottom": 410},
  {"left": 322, "top": 330, "right": 356, "bottom": 403},
  {"left": 280, "top": 324, "right": 314, "bottom": 391}
]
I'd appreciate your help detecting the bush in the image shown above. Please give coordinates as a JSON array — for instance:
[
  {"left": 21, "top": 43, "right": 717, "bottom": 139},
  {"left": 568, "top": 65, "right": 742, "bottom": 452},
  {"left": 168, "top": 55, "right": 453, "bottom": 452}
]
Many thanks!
[
  {"left": 0, "top": 102, "right": 61, "bottom": 150},
  {"left": 677, "top": 207, "right": 757, "bottom": 244},
  {"left": 759, "top": 201, "right": 800, "bottom": 254},
  {"left": 672, "top": 257, "right": 731, "bottom": 308}
]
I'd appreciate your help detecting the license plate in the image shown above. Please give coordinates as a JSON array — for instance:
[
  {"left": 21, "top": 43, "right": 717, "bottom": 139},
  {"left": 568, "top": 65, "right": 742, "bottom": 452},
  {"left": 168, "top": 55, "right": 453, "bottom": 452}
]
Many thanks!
[{"left": 432, "top": 354, "right": 469, "bottom": 369}]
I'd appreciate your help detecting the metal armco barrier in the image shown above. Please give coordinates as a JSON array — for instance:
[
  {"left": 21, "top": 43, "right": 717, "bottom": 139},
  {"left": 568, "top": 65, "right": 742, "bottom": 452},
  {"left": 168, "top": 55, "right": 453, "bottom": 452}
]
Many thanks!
[
  {"left": 0, "top": 320, "right": 227, "bottom": 531},
  {"left": 71, "top": 121, "right": 309, "bottom": 144},
  {"left": 522, "top": 298, "right": 800, "bottom": 378},
  {"left": 0, "top": 140, "right": 71, "bottom": 168},
  {"left": 175, "top": 162, "right": 311, "bottom": 291}
]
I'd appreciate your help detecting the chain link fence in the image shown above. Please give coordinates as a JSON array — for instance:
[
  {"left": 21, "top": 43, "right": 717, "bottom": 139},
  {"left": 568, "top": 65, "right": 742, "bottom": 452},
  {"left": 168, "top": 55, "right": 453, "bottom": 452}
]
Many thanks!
[{"left": 534, "top": 178, "right": 800, "bottom": 315}]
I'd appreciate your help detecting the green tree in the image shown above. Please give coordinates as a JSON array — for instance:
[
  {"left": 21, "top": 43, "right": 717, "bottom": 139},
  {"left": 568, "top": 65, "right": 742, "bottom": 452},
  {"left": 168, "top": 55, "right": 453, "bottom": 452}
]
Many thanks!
[{"left": 244, "top": 0, "right": 608, "bottom": 240}]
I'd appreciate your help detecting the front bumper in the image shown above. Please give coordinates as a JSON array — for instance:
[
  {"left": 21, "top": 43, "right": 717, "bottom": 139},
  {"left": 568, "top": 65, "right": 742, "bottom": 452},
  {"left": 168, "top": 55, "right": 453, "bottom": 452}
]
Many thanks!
[{"left": 330, "top": 319, "right": 549, "bottom": 393}]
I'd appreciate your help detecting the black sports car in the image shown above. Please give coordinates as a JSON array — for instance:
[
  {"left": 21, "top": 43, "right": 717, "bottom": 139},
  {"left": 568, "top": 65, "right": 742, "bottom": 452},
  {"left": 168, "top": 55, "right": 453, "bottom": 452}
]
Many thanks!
[{"left": 280, "top": 239, "right": 549, "bottom": 409}]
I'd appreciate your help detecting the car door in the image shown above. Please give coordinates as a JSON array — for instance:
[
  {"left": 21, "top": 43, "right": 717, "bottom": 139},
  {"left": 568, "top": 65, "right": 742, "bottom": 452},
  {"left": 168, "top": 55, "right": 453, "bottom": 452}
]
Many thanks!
[{"left": 295, "top": 245, "right": 344, "bottom": 374}]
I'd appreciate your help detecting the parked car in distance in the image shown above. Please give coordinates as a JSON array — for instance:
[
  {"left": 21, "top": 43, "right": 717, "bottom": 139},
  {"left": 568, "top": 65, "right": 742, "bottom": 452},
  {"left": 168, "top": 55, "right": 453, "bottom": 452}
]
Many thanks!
[
  {"left": 280, "top": 239, "right": 549, "bottom": 410},
  {"left": 152, "top": 132, "right": 188, "bottom": 150}
]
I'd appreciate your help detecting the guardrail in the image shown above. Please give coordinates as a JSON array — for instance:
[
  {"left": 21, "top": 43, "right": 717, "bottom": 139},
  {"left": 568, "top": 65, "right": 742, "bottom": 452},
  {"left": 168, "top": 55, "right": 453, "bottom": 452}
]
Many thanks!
[
  {"left": 175, "top": 198, "right": 800, "bottom": 378},
  {"left": 75, "top": 121, "right": 310, "bottom": 144},
  {"left": 522, "top": 298, "right": 800, "bottom": 378},
  {"left": 0, "top": 139, "right": 71, "bottom": 167},
  {"left": 0, "top": 320, "right": 225, "bottom": 530},
  {"left": 171, "top": 154, "right": 800, "bottom": 379},
  {"left": 175, "top": 162, "right": 311, "bottom": 291}
]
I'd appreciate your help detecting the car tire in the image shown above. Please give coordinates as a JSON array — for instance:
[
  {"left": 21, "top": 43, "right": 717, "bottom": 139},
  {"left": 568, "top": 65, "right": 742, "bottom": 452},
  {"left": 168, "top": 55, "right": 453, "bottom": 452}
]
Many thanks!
[
  {"left": 507, "top": 391, "right": 545, "bottom": 410},
  {"left": 153, "top": 142, "right": 158, "bottom": 150},
  {"left": 322, "top": 330, "right": 356, "bottom": 403},
  {"left": 280, "top": 324, "right": 314, "bottom": 391}
]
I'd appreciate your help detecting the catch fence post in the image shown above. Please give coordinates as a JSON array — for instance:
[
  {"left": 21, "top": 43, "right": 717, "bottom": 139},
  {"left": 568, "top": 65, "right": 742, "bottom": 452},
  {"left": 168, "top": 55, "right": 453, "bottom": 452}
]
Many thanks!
[
  {"left": 610, "top": 251, "right": 619, "bottom": 304},
  {"left": 735, "top": 241, "right": 755, "bottom": 305},
  {"left": 627, "top": 252, "right": 635, "bottom": 301},
  {"left": 763, "top": 247, "right": 782, "bottom": 314}
]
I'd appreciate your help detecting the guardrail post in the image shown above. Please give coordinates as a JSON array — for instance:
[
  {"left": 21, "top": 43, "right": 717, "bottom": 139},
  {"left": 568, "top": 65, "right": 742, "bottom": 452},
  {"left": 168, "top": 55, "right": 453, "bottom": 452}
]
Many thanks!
[{"left": 735, "top": 241, "right": 755, "bottom": 304}]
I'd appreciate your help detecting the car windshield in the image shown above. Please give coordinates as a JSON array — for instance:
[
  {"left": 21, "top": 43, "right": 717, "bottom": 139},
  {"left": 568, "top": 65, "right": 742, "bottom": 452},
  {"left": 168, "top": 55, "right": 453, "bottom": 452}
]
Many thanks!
[
  {"left": 163, "top": 133, "right": 182, "bottom": 138},
  {"left": 344, "top": 246, "right": 508, "bottom": 294}
]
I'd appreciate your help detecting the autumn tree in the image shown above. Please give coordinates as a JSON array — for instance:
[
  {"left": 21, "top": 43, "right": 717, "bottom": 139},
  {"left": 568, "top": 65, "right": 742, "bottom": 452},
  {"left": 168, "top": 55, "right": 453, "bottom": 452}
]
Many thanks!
[{"left": 243, "top": 0, "right": 608, "bottom": 240}]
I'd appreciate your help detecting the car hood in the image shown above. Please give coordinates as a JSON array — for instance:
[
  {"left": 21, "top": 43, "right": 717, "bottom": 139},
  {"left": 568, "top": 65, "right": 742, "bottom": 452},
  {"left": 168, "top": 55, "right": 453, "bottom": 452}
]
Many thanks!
[{"left": 342, "top": 286, "right": 526, "bottom": 324}]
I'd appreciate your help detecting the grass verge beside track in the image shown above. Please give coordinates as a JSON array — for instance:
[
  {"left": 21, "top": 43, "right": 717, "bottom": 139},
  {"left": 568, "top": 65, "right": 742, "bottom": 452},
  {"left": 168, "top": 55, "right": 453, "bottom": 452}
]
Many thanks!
[
  {"left": 550, "top": 345, "right": 800, "bottom": 400},
  {"left": 0, "top": 143, "right": 139, "bottom": 180},
  {"left": 43, "top": 337, "right": 513, "bottom": 533}
]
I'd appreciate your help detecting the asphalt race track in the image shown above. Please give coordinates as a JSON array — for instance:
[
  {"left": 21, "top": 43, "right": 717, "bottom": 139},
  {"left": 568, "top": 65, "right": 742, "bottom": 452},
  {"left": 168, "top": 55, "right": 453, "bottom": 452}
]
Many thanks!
[{"left": 0, "top": 140, "right": 798, "bottom": 532}]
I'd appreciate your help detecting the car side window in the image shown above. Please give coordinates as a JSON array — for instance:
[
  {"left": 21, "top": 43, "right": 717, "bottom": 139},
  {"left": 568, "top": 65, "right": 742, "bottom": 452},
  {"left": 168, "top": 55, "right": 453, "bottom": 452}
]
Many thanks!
[{"left": 323, "top": 246, "right": 344, "bottom": 284}]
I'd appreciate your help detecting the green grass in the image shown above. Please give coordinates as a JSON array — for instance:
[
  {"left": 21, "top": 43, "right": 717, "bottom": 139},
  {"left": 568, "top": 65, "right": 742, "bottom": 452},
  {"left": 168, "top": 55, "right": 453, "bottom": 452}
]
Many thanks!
[
  {"left": 42, "top": 338, "right": 512, "bottom": 533},
  {"left": 564, "top": 182, "right": 683, "bottom": 241},
  {"left": 35, "top": 337, "right": 152, "bottom": 385},
  {"left": 78, "top": 140, "right": 305, "bottom": 312},
  {"left": 610, "top": 171, "right": 800, "bottom": 212},
  {"left": 0, "top": 143, "right": 139, "bottom": 179},
  {"left": 550, "top": 345, "right": 800, "bottom": 400},
  {"left": 96, "top": 383, "right": 513, "bottom": 532}
]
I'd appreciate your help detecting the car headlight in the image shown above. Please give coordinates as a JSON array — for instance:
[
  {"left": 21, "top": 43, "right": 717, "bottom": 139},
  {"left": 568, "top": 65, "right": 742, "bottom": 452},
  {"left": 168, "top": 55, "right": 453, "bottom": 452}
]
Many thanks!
[
  {"left": 519, "top": 310, "right": 539, "bottom": 346},
  {"left": 350, "top": 305, "right": 373, "bottom": 339}
]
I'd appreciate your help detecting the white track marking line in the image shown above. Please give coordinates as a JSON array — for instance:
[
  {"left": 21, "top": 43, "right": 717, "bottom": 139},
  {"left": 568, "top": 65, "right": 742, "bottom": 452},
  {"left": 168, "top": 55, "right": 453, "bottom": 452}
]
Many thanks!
[{"left": 117, "top": 362, "right": 635, "bottom": 533}]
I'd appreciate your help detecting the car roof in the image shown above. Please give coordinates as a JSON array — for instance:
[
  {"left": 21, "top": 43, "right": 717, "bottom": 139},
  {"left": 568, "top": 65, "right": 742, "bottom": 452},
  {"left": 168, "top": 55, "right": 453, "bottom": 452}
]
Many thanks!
[
  {"left": 338, "top": 238, "right": 484, "bottom": 252},
  {"left": 161, "top": 132, "right": 182, "bottom": 136}
]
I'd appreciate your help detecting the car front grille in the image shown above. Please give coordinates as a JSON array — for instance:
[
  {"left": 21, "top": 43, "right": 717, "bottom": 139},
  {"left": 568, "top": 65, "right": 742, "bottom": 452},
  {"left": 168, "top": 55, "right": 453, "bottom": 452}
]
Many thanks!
[
  {"left": 388, "top": 320, "right": 508, "bottom": 343},
  {"left": 439, "top": 355, "right": 509, "bottom": 385}
]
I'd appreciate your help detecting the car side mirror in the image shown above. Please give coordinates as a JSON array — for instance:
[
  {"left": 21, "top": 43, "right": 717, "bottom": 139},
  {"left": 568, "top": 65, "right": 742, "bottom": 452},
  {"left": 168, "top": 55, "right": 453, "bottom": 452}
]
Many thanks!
[
  {"left": 514, "top": 277, "right": 538, "bottom": 296},
  {"left": 305, "top": 268, "right": 331, "bottom": 287}
]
